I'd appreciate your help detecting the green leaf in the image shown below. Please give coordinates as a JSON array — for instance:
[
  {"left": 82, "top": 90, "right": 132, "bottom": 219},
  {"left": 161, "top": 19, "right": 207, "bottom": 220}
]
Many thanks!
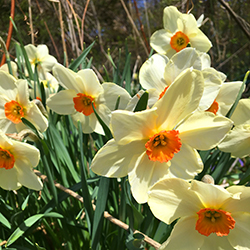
[
  {"left": 133, "top": 91, "right": 148, "bottom": 112},
  {"left": 21, "top": 118, "right": 43, "bottom": 140},
  {"left": 21, "top": 194, "right": 30, "bottom": 211},
  {"left": 0, "top": 212, "right": 11, "bottom": 229},
  {"left": 69, "top": 41, "right": 95, "bottom": 71}
]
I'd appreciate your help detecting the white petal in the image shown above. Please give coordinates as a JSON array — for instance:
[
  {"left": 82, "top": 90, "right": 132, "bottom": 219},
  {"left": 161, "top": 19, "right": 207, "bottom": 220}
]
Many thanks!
[
  {"left": 91, "top": 139, "right": 145, "bottom": 177},
  {"left": 189, "top": 29, "right": 212, "bottom": 53},
  {"left": 182, "top": 13, "right": 199, "bottom": 35},
  {"left": 150, "top": 29, "right": 172, "bottom": 55},
  {"left": 163, "top": 6, "right": 182, "bottom": 32},
  {"left": 52, "top": 63, "right": 83, "bottom": 93},
  {"left": 0, "top": 71, "right": 17, "bottom": 100},
  {"left": 148, "top": 178, "right": 202, "bottom": 224},
  {"left": 227, "top": 212, "right": 250, "bottom": 249},
  {"left": 16, "top": 79, "right": 29, "bottom": 107},
  {"left": 101, "top": 82, "right": 131, "bottom": 110},
  {"left": 129, "top": 152, "right": 171, "bottom": 203},
  {"left": 178, "top": 111, "right": 233, "bottom": 150},
  {"left": 139, "top": 54, "right": 169, "bottom": 91},
  {"left": 159, "top": 216, "right": 204, "bottom": 250},
  {"left": 154, "top": 68, "right": 204, "bottom": 130},
  {"left": 0, "top": 118, "right": 16, "bottom": 133},
  {"left": 169, "top": 143, "right": 203, "bottom": 179},
  {"left": 0, "top": 168, "right": 21, "bottom": 190},
  {"left": 230, "top": 97, "right": 250, "bottom": 125},
  {"left": 47, "top": 89, "right": 77, "bottom": 115}
]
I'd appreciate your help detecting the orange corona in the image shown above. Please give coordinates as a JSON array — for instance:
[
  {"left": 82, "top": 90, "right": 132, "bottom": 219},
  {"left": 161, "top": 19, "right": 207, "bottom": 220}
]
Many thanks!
[
  {"left": 206, "top": 100, "right": 219, "bottom": 115},
  {"left": 145, "top": 130, "right": 182, "bottom": 163},
  {"left": 4, "top": 100, "right": 24, "bottom": 124},
  {"left": 73, "top": 93, "right": 96, "bottom": 116},
  {"left": 159, "top": 86, "right": 169, "bottom": 100},
  {"left": 196, "top": 208, "right": 235, "bottom": 237},
  {"left": 0, "top": 147, "right": 15, "bottom": 170},
  {"left": 170, "top": 31, "right": 190, "bottom": 52}
]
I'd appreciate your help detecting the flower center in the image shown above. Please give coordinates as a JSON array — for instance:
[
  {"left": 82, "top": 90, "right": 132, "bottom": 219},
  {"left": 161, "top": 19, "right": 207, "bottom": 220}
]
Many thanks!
[
  {"left": 170, "top": 31, "right": 190, "bottom": 52},
  {"left": 0, "top": 147, "right": 15, "bottom": 170},
  {"left": 206, "top": 100, "right": 219, "bottom": 115},
  {"left": 196, "top": 208, "right": 235, "bottom": 237},
  {"left": 4, "top": 100, "right": 24, "bottom": 124},
  {"left": 73, "top": 93, "right": 96, "bottom": 116},
  {"left": 145, "top": 130, "right": 182, "bottom": 163},
  {"left": 159, "top": 87, "right": 169, "bottom": 100}
]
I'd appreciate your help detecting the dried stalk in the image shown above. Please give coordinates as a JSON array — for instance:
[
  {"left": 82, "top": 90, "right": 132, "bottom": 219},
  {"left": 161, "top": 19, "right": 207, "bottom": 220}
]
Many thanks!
[
  {"left": 81, "top": 0, "right": 91, "bottom": 46},
  {"left": 34, "top": 170, "right": 161, "bottom": 249},
  {"left": 28, "top": 0, "right": 34, "bottom": 44}
]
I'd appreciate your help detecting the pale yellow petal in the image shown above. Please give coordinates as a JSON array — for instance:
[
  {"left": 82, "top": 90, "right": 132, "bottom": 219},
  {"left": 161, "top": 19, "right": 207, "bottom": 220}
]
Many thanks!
[
  {"left": 169, "top": 143, "right": 203, "bottom": 179},
  {"left": 0, "top": 71, "right": 17, "bottom": 100},
  {"left": 163, "top": 6, "right": 181, "bottom": 32},
  {"left": 231, "top": 98, "right": 250, "bottom": 125},
  {"left": 148, "top": 178, "right": 202, "bottom": 224},
  {"left": 178, "top": 111, "right": 233, "bottom": 150},
  {"left": 16, "top": 79, "right": 29, "bottom": 107},
  {"left": 111, "top": 108, "right": 158, "bottom": 144},
  {"left": 139, "top": 53, "right": 169, "bottom": 91},
  {"left": 154, "top": 68, "right": 204, "bottom": 130},
  {"left": 150, "top": 29, "right": 172, "bottom": 55},
  {"left": 0, "top": 168, "right": 21, "bottom": 190},
  {"left": 129, "top": 152, "right": 171, "bottom": 203},
  {"left": 218, "top": 125, "right": 250, "bottom": 158},
  {"left": 189, "top": 29, "right": 212, "bottom": 53},
  {"left": 47, "top": 89, "right": 77, "bottom": 115},
  {"left": 182, "top": 13, "right": 198, "bottom": 35},
  {"left": 159, "top": 216, "right": 204, "bottom": 250},
  {"left": 91, "top": 139, "right": 145, "bottom": 177}
]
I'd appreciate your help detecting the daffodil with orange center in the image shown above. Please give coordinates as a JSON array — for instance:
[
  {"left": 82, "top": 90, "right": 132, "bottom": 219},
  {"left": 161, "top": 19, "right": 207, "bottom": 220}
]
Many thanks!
[
  {"left": 150, "top": 6, "right": 212, "bottom": 57},
  {"left": 91, "top": 68, "right": 233, "bottom": 203},
  {"left": 148, "top": 178, "right": 250, "bottom": 250},
  {"left": 0, "top": 71, "right": 48, "bottom": 134},
  {"left": 0, "top": 130, "right": 42, "bottom": 190},
  {"left": 47, "top": 63, "right": 131, "bottom": 135}
]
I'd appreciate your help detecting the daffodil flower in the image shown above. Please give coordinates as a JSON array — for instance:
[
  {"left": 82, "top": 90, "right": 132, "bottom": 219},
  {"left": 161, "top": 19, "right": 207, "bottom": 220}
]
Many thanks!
[
  {"left": 25, "top": 44, "right": 57, "bottom": 74},
  {"left": 148, "top": 178, "right": 250, "bottom": 250},
  {"left": 47, "top": 64, "right": 131, "bottom": 135},
  {"left": 139, "top": 48, "right": 242, "bottom": 115},
  {"left": 0, "top": 130, "right": 42, "bottom": 190},
  {"left": 219, "top": 98, "right": 250, "bottom": 158},
  {"left": 0, "top": 71, "right": 48, "bottom": 134},
  {"left": 150, "top": 6, "right": 212, "bottom": 57},
  {"left": 91, "top": 68, "right": 233, "bottom": 203}
]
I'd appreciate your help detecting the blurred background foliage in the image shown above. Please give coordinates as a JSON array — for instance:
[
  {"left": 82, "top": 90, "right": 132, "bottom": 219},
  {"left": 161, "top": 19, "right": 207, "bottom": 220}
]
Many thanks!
[{"left": 0, "top": 0, "right": 250, "bottom": 82}]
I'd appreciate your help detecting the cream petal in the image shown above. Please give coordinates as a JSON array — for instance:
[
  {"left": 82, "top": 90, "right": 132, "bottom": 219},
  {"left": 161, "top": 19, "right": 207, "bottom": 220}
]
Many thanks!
[
  {"left": 159, "top": 216, "right": 204, "bottom": 250},
  {"left": 190, "top": 180, "right": 232, "bottom": 209},
  {"left": 230, "top": 98, "right": 250, "bottom": 125},
  {"left": 101, "top": 82, "right": 131, "bottom": 110},
  {"left": 154, "top": 68, "right": 204, "bottom": 130},
  {"left": 76, "top": 69, "right": 103, "bottom": 97},
  {"left": 111, "top": 108, "right": 158, "bottom": 144},
  {"left": 218, "top": 125, "right": 250, "bottom": 158},
  {"left": 71, "top": 112, "right": 104, "bottom": 135},
  {"left": 16, "top": 79, "right": 29, "bottom": 107},
  {"left": 52, "top": 64, "right": 83, "bottom": 93},
  {"left": 24, "top": 44, "right": 37, "bottom": 61},
  {"left": 15, "top": 159, "right": 43, "bottom": 190},
  {"left": 91, "top": 139, "right": 145, "bottom": 177},
  {"left": 217, "top": 81, "right": 244, "bottom": 116},
  {"left": 47, "top": 89, "right": 77, "bottom": 115},
  {"left": 200, "top": 233, "right": 234, "bottom": 250},
  {"left": 164, "top": 48, "right": 202, "bottom": 85},
  {"left": 169, "top": 143, "right": 203, "bottom": 179},
  {"left": 227, "top": 212, "right": 250, "bottom": 249},
  {"left": 178, "top": 111, "right": 233, "bottom": 150},
  {"left": 24, "top": 102, "right": 48, "bottom": 132},
  {"left": 95, "top": 103, "right": 111, "bottom": 129},
  {"left": 163, "top": 6, "right": 181, "bottom": 32},
  {"left": 0, "top": 71, "right": 17, "bottom": 100},
  {"left": 189, "top": 29, "right": 212, "bottom": 53},
  {"left": 150, "top": 29, "right": 172, "bottom": 55},
  {"left": 199, "top": 52, "right": 211, "bottom": 69},
  {"left": 0, "top": 118, "right": 16, "bottom": 133},
  {"left": 129, "top": 152, "right": 171, "bottom": 204},
  {"left": 139, "top": 53, "right": 169, "bottom": 91},
  {"left": 0, "top": 168, "right": 21, "bottom": 190},
  {"left": 182, "top": 13, "right": 199, "bottom": 35},
  {"left": 148, "top": 178, "right": 202, "bottom": 224}
]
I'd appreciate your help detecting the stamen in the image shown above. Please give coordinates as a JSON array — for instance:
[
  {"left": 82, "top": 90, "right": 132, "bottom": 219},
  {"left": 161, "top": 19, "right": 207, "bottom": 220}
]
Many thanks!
[
  {"left": 73, "top": 93, "right": 96, "bottom": 116},
  {"left": 0, "top": 147, "right": 15, "bottom": 170},
  {"left": 145, "top": 130, "right": 182, "bottom": 163},
  {"left": 4, "top": 100, "right": 24, "bottom": 124},
  {"left": 196, "top": 208, "right": 235, "bottom": 237},
  {"left": 206, "top": 100, "right": 219, "bottom": 115},
  {"left": 170, "top": 31, "right": 190, "bottom": 52}
]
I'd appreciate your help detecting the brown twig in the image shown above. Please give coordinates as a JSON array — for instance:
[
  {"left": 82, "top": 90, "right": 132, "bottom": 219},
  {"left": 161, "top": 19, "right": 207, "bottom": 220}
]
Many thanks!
[
  {"left": 28, "top": 0, "right": 34, "bottom": 44},
  {"left": 81, "top": 0, "right": 91, "bottom": 47},
  {"left": 34, "top": 170, "right": 161, "bottom": 249},
  {"left": 133, "top": 0, "right": 150, "bottom": 53},
  {"left": 0, "top": 0, "right": 15, "bottom": 66}
]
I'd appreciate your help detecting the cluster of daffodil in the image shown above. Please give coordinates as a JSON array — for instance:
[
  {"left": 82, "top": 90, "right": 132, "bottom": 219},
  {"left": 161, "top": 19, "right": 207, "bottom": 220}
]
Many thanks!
[{"left": 0, "top": 5, "right": 250, "bottom": 250}]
